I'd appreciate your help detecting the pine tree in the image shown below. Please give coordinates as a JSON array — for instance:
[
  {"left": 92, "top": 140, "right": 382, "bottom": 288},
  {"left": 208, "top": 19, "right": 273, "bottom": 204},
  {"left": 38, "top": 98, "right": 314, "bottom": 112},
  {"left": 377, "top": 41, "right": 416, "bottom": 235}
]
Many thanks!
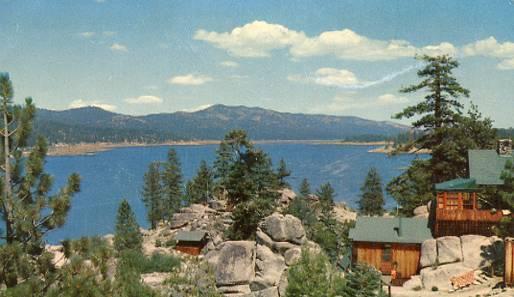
[
  {"left": 277, "top": 159, "right": 291, "bottom": 188},
  {"left": 186, "top": 160, "right": 213, "bottom": 205},
  {"left": 299, "top": 178, "right": 311, "bottom": 197},
  {"left": 394, "top": 55, "right": 470, "bottom": 184},
  {"left": 214, "top": 130, "right": 280, "bottom": 239},
  {"left": 142, "top": 162, "right": 163, "bottom": 229},
  {"left": 358, "top": 168, "right": 385, "bottom": 216},
  {"left": 0, "top": 73, "right": 81, "bottom": 289},
  {"left": 286, "top": 250, "right": 345, "bottom": 297},
  {"left": 114, "top": 199, "right": 142, "bottom": 253},
  {"left": 161, "top": 148, "right": 183, "bottom": 220},
  {"left": 317, "top": 183, "right": 335, "bottom": 217},
  {"left": 388, "top": 56, "right": 496, "bottom": 215},
  {"left": 339, "top": 264, "right": 384, "bottom": 297}
]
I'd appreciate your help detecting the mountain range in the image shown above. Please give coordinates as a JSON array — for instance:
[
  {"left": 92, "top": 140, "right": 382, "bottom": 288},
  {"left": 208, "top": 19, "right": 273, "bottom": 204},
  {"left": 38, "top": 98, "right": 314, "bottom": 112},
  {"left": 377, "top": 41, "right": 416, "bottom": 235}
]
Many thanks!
[{"left": 34, "top": 104, "right": 409, "bottom": 144}]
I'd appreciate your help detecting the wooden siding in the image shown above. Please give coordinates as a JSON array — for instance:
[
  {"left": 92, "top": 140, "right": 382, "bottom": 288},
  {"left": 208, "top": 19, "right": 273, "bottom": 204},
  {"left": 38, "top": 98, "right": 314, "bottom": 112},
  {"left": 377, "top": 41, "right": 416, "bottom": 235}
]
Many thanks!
[
  {"left": 352, "top": 242, "right": 421, "bottom": 280},
  {"left": 392, "top": 244, "right": 421, "bottom": 278},
  {"left": 506, "top": 239, "right": 514, "bottom": 287},
  {"left": 434, "top": 209, "right": 507, "bottom": 237},
  {"left": 175, "top": 245, "right": 202, "bottom": 256}
]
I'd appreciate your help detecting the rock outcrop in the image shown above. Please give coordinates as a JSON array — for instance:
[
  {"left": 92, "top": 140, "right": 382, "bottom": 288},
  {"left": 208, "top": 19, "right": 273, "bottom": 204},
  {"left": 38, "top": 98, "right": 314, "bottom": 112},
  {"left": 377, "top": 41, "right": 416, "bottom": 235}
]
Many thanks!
[
  {"left": 405, "top": 235, "right": 505, "bottom": 292},
  {"left": 207, "top": 213, "right": 319, "bottom": 297}
]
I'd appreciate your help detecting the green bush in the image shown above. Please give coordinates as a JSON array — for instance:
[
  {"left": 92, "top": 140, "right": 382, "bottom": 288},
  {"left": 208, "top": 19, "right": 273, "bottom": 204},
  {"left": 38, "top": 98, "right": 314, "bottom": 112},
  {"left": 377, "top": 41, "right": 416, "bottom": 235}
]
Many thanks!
[
  {"left": 120, "top": 250, "right": 181, "bottom": 274},
  {"left": 286, "top": 250, "right": 345, "bottom": 297}
]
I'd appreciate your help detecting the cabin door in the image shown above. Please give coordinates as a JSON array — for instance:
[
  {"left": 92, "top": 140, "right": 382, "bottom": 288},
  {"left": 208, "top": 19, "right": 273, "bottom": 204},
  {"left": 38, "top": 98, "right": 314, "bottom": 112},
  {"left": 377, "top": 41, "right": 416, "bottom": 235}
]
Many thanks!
[{"left": 380, "top": 245, "right": 392, "bottom": 274}]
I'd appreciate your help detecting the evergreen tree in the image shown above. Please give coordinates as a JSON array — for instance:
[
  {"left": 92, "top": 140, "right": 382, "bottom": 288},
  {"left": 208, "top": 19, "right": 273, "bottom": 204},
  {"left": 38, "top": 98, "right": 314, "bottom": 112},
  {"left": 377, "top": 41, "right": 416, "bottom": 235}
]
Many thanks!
[
  {"left": 394, "top": 55, "right": 470, "bottom": 184},
  {"left": 358, "top": 168, "right": 385, "bottom": 216},
  {"left": 114, "top": 200, "right": 142, "bottom": 253},
  {"left": 186, "top": 160, "right": 214, "bottom": 205},
  {"left": 286, "top": 250, "right": 345, "bottom": 297},
  {"left": 299, "top": 178, "right": 311, "bottom": 197},
  {"left": 276, "top": 159, "right": 291, "bottom": 188},
  {"left": 285, "top": 196, "right": 317, "bottom": 238},
  {"left": 388, "top": 56, "right": 496, "bottom": 215},
  {"left": 214, "top": 130, "right": 280, "bottom": 239},
  {"left": 317, "top": 183, "right": 335, "bottom": 217},
  {"left": 339, "top": 264, "right": 384, "bottom": 297},
  {"left": 161, "top": 148, "right": 183, "bottom": 220},
  {"left": 0, "top": 73, "right": 81, "bottom": 290},
  {"left": 142, "top": 162, "right": 163, "bottom": 229}
]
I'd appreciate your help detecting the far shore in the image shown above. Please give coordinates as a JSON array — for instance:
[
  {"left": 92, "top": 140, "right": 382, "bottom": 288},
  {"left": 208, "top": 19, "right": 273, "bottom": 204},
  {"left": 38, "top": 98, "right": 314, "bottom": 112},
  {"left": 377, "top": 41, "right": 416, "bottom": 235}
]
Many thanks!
[{"left": 46, "top": 140, "right": 390, "bottom": 156}]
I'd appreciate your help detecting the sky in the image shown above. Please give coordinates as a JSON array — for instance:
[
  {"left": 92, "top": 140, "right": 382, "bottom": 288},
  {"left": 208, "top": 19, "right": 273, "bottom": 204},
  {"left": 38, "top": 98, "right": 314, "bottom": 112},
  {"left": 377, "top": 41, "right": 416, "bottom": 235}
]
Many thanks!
[{"left": 0, "top": 0, "right": 513, "bottom": 127}]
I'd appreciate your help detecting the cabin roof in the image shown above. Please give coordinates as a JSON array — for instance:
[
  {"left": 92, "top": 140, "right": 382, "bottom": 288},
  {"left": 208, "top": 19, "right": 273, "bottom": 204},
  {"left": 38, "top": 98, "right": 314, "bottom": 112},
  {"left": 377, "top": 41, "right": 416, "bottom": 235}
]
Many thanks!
[
  {"left": 469, "top": 150, "right": 513, "bottom": 185},
  {"left": 435, "top": 178, "right": 478, "bottom": 191},
  {"left": 175, "top": 230, "right": 207, "bottom": 242},
  {"left": 349, "top": 217, "right": 433, "bottom": 244}
]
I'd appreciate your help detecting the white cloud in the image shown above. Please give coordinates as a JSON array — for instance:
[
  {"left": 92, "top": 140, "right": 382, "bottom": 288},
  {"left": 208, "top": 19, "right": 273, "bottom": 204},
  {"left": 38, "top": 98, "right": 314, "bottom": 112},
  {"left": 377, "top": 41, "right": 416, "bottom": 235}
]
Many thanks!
[
  {"left": 194, "top": 21, "right": 305, "bottom": 58},
  {"left": 79, "top": 32, "right": 96, "bottom": 38},
  {"left": 312, "top": 68, "right": 359, "bottom": 87},
  {"left": 68, "top": 99, "right": 117, "bottom": 111},
  {"left": 220, "top": 60, "right": 239, "bottom": 68},
  {"left": 289, "top": 64, "right": 419, "bottom": 89},
  {"left": 376, "top": 94, "right": 409, "bottom": 105},
  {"left": 195, "top": 20, "right": 456, "bottom": 61},
  {"left": 168, "top": 74, "right": 213, "bottom": 86},
  {"left": 181, "top": 104, "right": 214, "bottom": 112},
  {"left": 462, "top": 36, "right": 514, "bottom": 70},
  {"left": 110, "top": 43, "right": 128, "bottom": 52},
  {"left": 124, "top": 95, "right": 163, "bottom": 105},
  {"left": 497, "top": 58, "right": 514, "bottom": 70}
]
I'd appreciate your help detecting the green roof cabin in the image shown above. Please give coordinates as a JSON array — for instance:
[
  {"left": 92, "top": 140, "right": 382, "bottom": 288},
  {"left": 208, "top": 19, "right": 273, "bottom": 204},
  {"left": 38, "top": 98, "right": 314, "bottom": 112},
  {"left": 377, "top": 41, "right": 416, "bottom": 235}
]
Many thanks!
[
  {"left": 434, "top": 139, "right": 513, "bottom": 237},
  {"left": 349, "top": 217, "right": 433, "bottom": 285},
  {"left": 175, "top": 230, "right": 208, "bottom": 256}
]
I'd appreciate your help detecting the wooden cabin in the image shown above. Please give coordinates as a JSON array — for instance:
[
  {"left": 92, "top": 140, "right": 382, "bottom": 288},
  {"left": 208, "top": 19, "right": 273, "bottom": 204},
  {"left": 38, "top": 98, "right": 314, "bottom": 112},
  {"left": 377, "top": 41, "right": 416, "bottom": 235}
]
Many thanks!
[
  {"left": 349, "top": 217, "right": 433, "bottom": 285},
  {"left": 433, "top": 141, "right": 514, "bottom": 237},
  {"left": 175, "top": 230, "right": 208, "bottom": 256}
]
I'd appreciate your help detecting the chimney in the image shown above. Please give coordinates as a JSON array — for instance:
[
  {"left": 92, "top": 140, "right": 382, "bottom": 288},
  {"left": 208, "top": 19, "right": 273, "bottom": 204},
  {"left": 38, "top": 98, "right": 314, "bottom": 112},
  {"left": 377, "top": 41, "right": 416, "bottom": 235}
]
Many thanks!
[
  {"left": 394, "top": 217, "right": 403, "bottom": 237},
  {"left": 497, "top": 139, "right": 513, "bottom": 156}
]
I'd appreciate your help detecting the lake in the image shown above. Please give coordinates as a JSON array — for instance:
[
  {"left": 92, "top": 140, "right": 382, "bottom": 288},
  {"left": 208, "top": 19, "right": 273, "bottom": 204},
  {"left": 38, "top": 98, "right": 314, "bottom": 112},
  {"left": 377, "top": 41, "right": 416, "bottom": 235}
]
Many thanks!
[{"left": 44, "top": 144, "right": 425, "bottom": 243}]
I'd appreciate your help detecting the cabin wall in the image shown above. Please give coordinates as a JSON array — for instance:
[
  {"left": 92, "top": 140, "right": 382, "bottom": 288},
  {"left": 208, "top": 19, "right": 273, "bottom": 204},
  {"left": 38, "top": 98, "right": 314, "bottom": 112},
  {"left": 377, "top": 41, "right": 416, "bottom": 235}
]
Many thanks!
[{"left": 352, "top": 242, "right": 421, "bottom": 279}]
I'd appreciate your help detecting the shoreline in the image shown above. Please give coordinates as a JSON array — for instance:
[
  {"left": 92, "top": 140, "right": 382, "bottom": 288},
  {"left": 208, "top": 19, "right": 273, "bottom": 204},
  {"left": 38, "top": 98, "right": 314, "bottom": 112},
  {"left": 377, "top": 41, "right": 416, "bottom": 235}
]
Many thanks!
[{"left": 47, "top": 140, "right": 389, "bottom": 156}]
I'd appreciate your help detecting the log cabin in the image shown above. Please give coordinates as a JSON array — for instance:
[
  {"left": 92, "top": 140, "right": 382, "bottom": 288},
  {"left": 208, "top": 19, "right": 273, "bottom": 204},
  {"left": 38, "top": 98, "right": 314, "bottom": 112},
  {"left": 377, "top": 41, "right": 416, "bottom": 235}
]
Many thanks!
[
  {"left": 349, "top": 217, "right": 433, "bottom": 284},
  {"left": 433, "top": 139, "right": 513, "bottom": 237},
  {"left": 175, "top": 230, "right": 208, "bottom": 256}
]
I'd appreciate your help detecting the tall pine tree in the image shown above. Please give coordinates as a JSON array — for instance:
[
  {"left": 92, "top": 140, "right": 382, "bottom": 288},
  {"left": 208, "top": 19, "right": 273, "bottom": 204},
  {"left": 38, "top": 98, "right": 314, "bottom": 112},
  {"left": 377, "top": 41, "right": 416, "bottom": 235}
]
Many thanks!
[
  {"left": 0, "top": 73, "right": 81, "bottom": 289},
  {"left": 358, "top": 168, "right": 385, "bottom": 216},
  {"left": 142, "top": 162, "right": 163, "bottom": 229},
  {"left": 161, "top": 148, "right": 183, "bottom": 220},
  {"left": 114, "top": 199, "right": 142, "bottom": 253},
  {"left": 185, "top": 160, "right": 213, "bottom": 205},
  {"left": 299, "top": 178, "right": 311, "bottom": 197},
  {"left": 276, "top": 159, "right": 291, "bottom": 188}
]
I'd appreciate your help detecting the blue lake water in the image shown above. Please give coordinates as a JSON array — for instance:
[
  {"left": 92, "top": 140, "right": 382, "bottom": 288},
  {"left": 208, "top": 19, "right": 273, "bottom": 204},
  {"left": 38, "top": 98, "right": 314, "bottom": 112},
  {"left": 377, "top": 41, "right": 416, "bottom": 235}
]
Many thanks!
[{"left": 44, "top": 144, "right": 425, "bottom": 243}]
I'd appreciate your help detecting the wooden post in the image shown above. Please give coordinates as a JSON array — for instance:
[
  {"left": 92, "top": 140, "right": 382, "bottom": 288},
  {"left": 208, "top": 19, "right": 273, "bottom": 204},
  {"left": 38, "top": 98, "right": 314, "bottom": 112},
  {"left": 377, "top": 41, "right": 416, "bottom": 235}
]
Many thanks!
[
  {"left": 506, "top": 238, "right": 514, "bottom": 287},
  {"left": 472, "top": 192, "right": 477, "bottom": 210}
]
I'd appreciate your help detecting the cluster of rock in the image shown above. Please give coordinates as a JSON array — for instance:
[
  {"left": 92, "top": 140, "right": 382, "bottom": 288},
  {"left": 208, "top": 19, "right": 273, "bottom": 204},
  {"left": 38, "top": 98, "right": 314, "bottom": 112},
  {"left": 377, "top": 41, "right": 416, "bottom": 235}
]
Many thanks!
[
  {"left": 140, "top": 203, "right": 229, "bottom": 255},
  {"left": 404, "top": 235, "right": 503, "bottom": 291},
  {"left": 205, "top": 213, "right": 320, "bottom": 297}
]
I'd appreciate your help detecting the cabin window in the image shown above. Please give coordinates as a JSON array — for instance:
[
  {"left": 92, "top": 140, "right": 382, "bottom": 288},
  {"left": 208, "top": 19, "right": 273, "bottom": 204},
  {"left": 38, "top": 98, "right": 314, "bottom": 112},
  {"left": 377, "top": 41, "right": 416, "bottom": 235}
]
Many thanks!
[
  {"left": 462, "top": 193, "right": 473, "bottom": 209},
  {"left": 445, "top": 193, "right": 460, "bottom": 210},
  {"left": 382, "top": 244, "right": 392, "bottom": 262}
]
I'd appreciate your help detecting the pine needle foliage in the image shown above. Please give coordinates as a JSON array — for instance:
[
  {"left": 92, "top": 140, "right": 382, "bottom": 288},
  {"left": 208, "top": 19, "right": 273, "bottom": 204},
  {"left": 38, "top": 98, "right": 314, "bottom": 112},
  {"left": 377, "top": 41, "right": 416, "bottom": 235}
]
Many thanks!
[
  {"left": 114, "top": 199, "right": 142, "bottom": 253},
  {"left": 358, "top": 168, "right": 385, "bottom": 216},
  {"left": 0, "top": 73, "right": 81, "bottom": 290}
]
